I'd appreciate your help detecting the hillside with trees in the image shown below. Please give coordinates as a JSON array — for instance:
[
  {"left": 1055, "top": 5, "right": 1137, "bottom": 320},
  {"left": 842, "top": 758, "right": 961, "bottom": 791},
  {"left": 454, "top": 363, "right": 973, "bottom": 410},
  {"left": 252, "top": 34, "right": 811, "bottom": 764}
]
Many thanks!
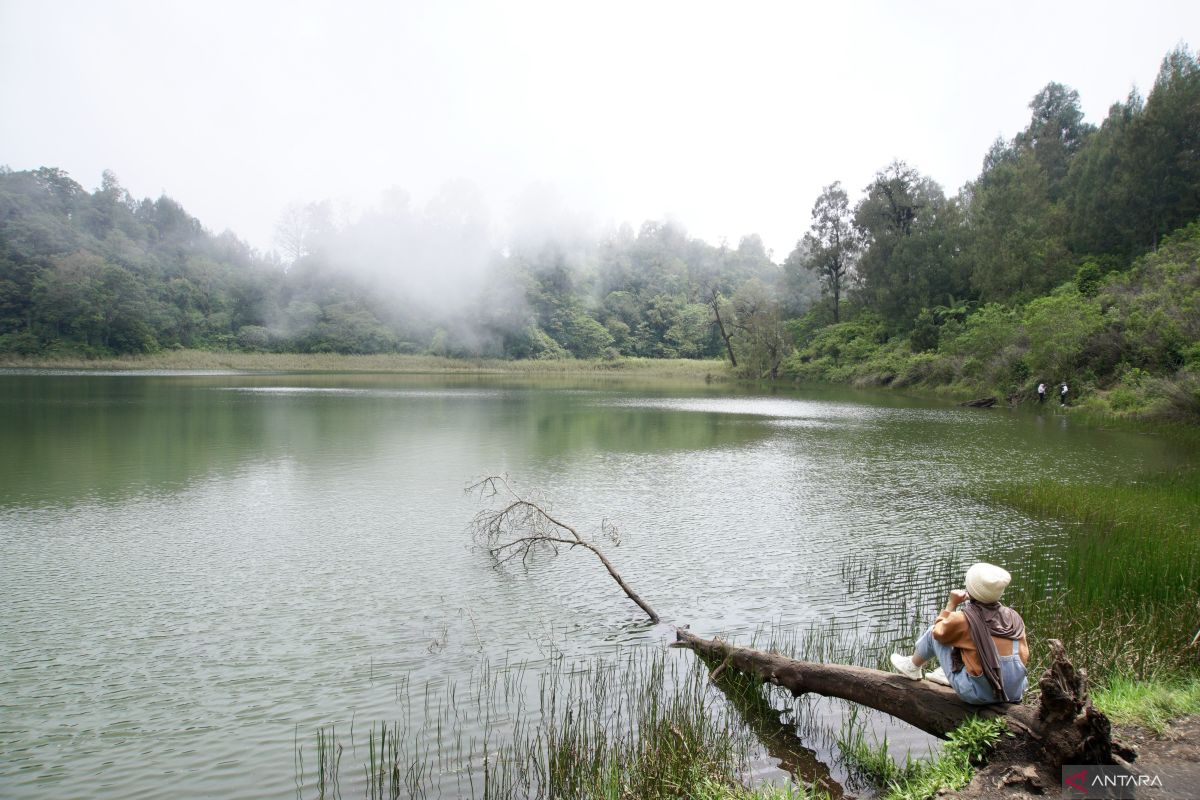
[
  {"left": 0, "top": 167, "right": 812, "bottom": 369},
  {"left": 781, "top": 45, "right": 1200, "bottom": 420},
  {"left": 1, "top": 46, "right": 1197, "bottom": 419}
]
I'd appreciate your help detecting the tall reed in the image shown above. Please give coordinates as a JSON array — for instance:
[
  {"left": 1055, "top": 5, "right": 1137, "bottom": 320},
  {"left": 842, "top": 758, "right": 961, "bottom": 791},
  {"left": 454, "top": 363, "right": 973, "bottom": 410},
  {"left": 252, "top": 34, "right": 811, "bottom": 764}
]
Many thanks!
[{"left": 297, "top": 647, "right": 837, "bottom": 800}]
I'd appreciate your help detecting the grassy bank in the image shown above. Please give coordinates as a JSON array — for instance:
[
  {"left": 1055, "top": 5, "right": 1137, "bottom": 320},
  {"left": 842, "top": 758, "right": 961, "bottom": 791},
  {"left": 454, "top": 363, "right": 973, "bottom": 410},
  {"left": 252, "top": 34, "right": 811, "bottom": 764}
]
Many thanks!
[
  {"left": 1092, "top": 676, "right": 1200, "bottom": 733},
  {"left": 0, "top": 349, "right": 733, "bottom": 380}
]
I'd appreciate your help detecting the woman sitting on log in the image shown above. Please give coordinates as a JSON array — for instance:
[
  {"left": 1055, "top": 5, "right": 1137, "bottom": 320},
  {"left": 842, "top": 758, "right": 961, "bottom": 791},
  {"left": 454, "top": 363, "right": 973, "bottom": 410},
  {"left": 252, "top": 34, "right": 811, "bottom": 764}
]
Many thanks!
[{"left": 890, "top": 562, "right": 1029, "bottom": 704}]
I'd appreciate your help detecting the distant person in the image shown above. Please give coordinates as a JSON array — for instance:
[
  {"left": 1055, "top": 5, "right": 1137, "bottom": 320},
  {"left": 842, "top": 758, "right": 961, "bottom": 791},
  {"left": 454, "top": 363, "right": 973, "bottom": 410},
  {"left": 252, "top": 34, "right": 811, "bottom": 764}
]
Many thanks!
[
  {"left": 890, "top": 563, "right": 1029, "bottom": 705},
  {"left": 1037, "top": 382, "right": 1046, "bottom": 403},
  {"left": 1060, "top": 383, "right": 1069, "bottom": 406}
]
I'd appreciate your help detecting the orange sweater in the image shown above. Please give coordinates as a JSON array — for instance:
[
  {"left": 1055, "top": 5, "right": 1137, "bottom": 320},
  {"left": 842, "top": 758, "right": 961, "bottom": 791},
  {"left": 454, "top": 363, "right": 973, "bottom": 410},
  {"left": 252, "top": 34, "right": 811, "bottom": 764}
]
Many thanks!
[{"left": 932, "top": 609, "right": 1029, "bottom": 677}]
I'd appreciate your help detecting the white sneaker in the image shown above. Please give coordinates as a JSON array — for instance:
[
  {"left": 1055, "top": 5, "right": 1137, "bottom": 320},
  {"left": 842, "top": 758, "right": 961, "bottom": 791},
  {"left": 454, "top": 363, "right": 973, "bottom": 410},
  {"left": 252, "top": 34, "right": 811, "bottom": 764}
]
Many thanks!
[
  {"left": 890, "top": 653, "right": 923, "bottom": 680},
  {"left": 926, "top": 667, "right": 951, "bottom": 686}
]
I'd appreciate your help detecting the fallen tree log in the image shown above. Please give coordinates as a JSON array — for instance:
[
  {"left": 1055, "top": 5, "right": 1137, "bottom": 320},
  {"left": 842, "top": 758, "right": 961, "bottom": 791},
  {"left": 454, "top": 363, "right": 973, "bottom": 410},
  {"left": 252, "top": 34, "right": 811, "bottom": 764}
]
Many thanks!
[
  {"left": 673, "top": 628, "right": 1129, "bottom": 785},
  {"left": 959, "top": 396, "right": 998, "bottom": 408}
]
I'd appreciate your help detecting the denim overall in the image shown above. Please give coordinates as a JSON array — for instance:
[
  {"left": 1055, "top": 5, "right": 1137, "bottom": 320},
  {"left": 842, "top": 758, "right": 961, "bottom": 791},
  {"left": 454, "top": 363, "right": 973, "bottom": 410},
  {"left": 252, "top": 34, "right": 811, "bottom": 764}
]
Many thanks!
[{"left": 915, "top": 626, "right": 1028, "bottom": 704}]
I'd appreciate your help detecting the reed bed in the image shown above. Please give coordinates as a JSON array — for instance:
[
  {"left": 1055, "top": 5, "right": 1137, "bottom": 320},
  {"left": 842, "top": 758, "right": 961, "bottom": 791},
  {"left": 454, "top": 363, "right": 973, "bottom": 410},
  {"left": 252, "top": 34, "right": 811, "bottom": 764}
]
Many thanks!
[
  {"left": 835, "top": 469, "right": 1200, "bottom": 683},
  {"left": 988, "top": 468, "right": 1200, "bottom": 680},
  {"left": 295, "top": 646, "right": 839, "bottom": 800},
  {"left": 0, "top": 349, "right": 732, "bottom": 379},
  {"left": 1090, "top": 675, "right": 1200, "bottom": 734}
]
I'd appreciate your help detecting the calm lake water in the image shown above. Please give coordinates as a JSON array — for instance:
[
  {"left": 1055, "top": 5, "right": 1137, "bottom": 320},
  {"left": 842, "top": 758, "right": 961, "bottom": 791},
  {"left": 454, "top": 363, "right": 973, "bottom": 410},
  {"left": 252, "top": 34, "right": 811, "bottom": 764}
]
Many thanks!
[{"left": 0, "top": 371, "right": 1193, "bottom": 799}]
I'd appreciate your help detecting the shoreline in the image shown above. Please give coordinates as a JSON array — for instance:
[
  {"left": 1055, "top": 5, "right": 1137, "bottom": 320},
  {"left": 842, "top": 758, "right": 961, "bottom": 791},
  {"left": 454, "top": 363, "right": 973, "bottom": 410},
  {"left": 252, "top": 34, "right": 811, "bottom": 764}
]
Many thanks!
[
  {"left": 3, "top": 350, "right": 1194, "bottom": 436},
  {"left": 0, "top": 350, "right": 734, "bottom": 379}
]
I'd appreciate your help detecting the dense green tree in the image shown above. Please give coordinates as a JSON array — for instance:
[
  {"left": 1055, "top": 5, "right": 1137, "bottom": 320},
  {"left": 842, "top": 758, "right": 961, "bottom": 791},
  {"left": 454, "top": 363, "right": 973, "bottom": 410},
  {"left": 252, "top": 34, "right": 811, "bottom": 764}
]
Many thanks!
[
  {"left": 1014, "top": 82, "right": 1095, "bottom": 199},
  {"left": 1064, "top": 47, "right": 1199, "bottom": 258},
  {"left": 1126, "top": 46, "right": 1200, "bottom": 249},
  {"left": 1063, "top": 92, "right": 1143, "bottom": 257},
  {"left": 731, "top": 278, "right": 792, "bottom": 379},
  {"left": 854, "top": 162, "right": 965, "bottom": 328},
  {"left": 968, "top": 152, "right": 1072, "bottom": 302},
  {"left": 786, "top": 182, "right": 860, "bottom": 323}
]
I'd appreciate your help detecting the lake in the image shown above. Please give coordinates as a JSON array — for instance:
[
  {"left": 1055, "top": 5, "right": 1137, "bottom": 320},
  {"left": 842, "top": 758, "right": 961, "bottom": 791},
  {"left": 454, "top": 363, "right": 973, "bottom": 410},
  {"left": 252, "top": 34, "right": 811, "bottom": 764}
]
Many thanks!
[{"left": 0, "top": 371, "right": 1191, "bottom": 799}]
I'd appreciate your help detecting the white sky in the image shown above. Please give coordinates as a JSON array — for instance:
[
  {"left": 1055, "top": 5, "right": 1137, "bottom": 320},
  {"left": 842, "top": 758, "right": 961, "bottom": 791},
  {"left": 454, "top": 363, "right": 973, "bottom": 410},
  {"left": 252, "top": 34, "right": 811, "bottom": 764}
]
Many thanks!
[{"left": 1, "top": 0, "right": 1196, "bottom": 260}]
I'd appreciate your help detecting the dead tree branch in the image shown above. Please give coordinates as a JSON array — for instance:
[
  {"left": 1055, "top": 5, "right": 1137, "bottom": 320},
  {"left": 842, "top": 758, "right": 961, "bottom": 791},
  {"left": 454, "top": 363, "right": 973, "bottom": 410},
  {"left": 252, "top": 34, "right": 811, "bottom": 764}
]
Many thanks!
[{"left": 467, "top": 476, "right": 659, "bottom": 623}]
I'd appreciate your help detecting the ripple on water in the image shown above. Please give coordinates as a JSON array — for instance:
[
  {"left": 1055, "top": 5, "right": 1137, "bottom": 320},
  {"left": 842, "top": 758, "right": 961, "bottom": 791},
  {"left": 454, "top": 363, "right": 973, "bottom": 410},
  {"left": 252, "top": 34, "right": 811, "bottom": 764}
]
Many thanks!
[{"left": 0, "top": 376, "right": 1182, "bottom": 799}]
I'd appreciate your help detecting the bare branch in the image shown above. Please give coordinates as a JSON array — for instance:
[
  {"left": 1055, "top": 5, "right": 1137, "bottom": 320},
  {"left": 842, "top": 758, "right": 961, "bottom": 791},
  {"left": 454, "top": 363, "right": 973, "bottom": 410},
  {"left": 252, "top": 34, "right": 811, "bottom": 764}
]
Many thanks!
[{"left": 466, "top": 476, "right": 660, "bottom": 623}]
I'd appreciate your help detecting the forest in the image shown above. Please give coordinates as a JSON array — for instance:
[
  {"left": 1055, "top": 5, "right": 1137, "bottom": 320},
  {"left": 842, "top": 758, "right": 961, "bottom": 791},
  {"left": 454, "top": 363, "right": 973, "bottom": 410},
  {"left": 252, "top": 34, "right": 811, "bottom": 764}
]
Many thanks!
[{"left": 1, "top": 46, "right": 1197, "bottom": 417}]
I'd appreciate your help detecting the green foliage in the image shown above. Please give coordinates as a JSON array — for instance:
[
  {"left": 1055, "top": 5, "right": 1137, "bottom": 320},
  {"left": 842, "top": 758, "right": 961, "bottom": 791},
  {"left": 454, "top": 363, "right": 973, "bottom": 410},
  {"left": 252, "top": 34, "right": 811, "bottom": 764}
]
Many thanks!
[
  {"left": 732, "top": 278, "right": 793, "bottom": 379},
  {"left": 1092, "top": 677, "right": 1200, "bottom": 734},
  {"left": 940, "top": 303, "right": 1023, "bottom": 386},
  {"left": 908, "top": 309, "right": 939, "bottom": 353},
  {"left": 0, "top": 168, "right": 781, "bottom": 360},
  {"left": 786, "top": 182, "right": 860, "bottom": 323},
  {"left": 785, "top": 314, "right": 888, "bottom": 382},
  {"left": 783, "top": 215, "right": 1197, "bottom": 416},
  {"left": 1076, "top": 259, "right": 1102, "bottom": 297},
  {"left": 1022, "top": 288, "right": 1105, "bottom": 380},
  {"left": 838, "top": 711, "right": 1007, "bottom": 800},
  {"left": 969, "top": 151, "right": 1073, "bottom": 303},
  {"left": 560, "top": 310, "right": 614, "bottom": 359},
  {"left": 854, "top": 162, "right": 969, "bottom": 329}
]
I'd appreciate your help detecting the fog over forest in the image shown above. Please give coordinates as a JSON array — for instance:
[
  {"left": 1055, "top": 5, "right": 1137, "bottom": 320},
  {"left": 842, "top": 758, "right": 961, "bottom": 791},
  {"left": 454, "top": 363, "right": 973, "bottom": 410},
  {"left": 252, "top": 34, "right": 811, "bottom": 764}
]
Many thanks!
[
  {"left": 1, "top": 5, "right": 1199, "bottom": 421},
  {"left": 3, "top": 2, "right": 1195, "bottom": 257}
]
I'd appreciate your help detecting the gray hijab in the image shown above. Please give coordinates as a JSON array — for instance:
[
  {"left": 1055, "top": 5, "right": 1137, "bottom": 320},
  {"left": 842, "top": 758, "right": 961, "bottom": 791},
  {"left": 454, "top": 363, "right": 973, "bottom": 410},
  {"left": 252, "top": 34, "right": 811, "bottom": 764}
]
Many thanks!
[{"left": 954, "top": 600, "right": 1025, "bottom": 702}]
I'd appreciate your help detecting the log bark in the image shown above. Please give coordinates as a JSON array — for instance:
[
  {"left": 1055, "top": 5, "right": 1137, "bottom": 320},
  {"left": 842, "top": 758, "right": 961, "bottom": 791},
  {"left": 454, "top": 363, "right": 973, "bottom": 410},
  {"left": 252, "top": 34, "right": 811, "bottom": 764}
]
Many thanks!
[
  {"left": 959, "top": 396, "right": 998, "bottom": 408},
  {"left": 672, "top": 629, "right": 1123, "bottom": 775},
  {"left": 673, "top": 627, "right": 1024, "bottom": 738}
]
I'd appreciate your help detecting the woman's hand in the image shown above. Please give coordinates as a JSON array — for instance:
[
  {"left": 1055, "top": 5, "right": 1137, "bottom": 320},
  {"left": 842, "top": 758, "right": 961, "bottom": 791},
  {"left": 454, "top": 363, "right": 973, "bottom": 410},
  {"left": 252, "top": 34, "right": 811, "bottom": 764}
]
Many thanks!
[{"left": 945, "top": 589, "right": 969, "bottom": 612}]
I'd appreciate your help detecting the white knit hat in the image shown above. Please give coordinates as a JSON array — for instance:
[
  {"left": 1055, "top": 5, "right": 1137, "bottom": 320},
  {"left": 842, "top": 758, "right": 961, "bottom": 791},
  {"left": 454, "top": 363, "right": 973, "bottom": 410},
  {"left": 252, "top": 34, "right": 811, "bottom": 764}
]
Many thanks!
[{"left": 965, "top": 563, "right": 1011, "bottom": 603}]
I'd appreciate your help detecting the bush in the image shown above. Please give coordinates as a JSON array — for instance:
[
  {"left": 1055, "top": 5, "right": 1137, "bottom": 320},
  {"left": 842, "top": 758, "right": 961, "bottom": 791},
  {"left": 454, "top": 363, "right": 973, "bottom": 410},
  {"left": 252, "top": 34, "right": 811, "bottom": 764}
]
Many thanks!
[
  {"left": 909, "top": 308, "right": 940, "bottom": 353},
  {"left": 236, "top": 325, "right": 271, "bottom": 351},
  {"left": 1146, "top": 370, "right": 1200, "bottom": 424},
  {"left": 0, "top": 330, "right": 41, "bottom": 355},
  {"left": 1023, "top": 289, "right": 1105, "bottom": 381}
]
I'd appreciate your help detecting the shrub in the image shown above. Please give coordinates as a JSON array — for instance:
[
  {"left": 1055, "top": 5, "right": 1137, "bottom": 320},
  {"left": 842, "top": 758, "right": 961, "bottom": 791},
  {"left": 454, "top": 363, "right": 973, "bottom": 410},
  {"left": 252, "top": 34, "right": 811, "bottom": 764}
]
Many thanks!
[
  {"left": 1022, "top": 288, "right": 1105, "bottom": 381},
  {"left": 236, "top": 325, "right": 271, "bottom": 351}
]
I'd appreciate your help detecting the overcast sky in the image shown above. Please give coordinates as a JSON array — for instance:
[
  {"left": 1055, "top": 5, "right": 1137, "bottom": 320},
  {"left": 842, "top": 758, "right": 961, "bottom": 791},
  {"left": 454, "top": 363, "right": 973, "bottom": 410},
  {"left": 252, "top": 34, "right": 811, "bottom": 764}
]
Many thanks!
[{"left": 1, "top": 0, "right": 1196, "bottom": 259}]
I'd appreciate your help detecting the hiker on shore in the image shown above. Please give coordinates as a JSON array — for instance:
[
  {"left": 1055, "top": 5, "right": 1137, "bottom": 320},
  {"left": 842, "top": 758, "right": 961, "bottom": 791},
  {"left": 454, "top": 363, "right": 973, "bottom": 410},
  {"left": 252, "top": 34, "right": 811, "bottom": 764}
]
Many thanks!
[
  {"left": 1037, "top": 382, "right": 1046, "bottom": 403},
  {"left": 890, "top": 563, "right": 1029, "bottom": 704},
  {"left": 1060, "top": 382, "right": 1069, "bottom": 405}
]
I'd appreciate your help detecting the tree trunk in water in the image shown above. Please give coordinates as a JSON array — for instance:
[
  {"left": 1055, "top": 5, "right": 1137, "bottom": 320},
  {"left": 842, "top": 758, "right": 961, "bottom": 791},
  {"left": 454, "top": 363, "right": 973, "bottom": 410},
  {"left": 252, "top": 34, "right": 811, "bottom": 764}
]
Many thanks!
[{"left": 672, "top": 629, "right": 1128, "bottom": 791}]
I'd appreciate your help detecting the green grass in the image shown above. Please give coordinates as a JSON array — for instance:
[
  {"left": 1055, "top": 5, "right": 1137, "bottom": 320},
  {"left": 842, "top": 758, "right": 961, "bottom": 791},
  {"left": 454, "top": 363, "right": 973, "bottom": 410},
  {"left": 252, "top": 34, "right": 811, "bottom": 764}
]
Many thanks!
[
  {"left": 984, "top": 468, "right": 1200, "bottom": 681},
  {"left": 990, "top": 470, "right": 1200, "bottom": 550},
  {"left": 692, "top": 778, "right": 831, "bottom": 799},
  {"left": 1092, "top": 676, "right": 1200, "bottom": 734},
  {"left": 0, "top": 348, "right": 734, "bottom": 379},
  {"left": 837, "top": 714, "right": 1008, "bottom": 800}
]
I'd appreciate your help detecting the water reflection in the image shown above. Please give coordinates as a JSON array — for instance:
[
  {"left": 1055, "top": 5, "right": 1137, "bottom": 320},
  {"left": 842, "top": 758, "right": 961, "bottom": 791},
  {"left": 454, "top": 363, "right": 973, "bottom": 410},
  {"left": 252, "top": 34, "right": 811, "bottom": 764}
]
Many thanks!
[{"left": 0, "top": 371, "right": 1193, "bottom": 799}]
